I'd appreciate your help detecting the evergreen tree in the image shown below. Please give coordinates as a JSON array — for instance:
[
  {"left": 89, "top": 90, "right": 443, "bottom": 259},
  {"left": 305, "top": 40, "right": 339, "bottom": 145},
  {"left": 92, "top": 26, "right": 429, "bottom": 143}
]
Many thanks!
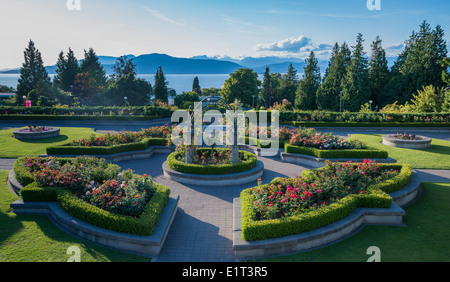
[
  {"left": 112, "top": 55, "right": 136, "bottom": 81},
  {"left": 192, "top": 76, "right": 202, "bottom": 95},
  {"left": 341, "top": 33, "right": 371, "bottom": 112},
  {"left": 295, "top": 51, "right": 321, "bottom": 110},
  {"left": 153, "top": 66, "right": 168, "bottom": 103},
  {"left": 260, "top": 67, "right": 273, "bottom": 108},
  {"left": 107, "top": 74, "right": 151, "bottom": 106},
  {"left": 316, "top": 42, "right": 351, "bottom": 111},
  {"left": 382, "top": 21, "right": 448, "bottom": 105},
  {"left": 369, "top": 36, "right": 390, "bottom": 108},
  {"left": 279, "top": 63, "right": 298, "bottom": 104},
  {"left": 54, "top": 48, "right": 80, "bottom": 92},
  {"left": 80, "top": 48, "right": 108, "bottom": 90},
  {"left": 221, "top": 68, "right": 260, "bottom": 107},
  {"left": 16, "top": 40, "right": 50, "bottom": 105}
]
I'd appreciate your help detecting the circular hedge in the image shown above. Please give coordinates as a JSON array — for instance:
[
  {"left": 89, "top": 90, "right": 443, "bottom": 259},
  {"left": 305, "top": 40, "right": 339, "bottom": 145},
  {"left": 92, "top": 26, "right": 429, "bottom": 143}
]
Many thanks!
[{"left": 166, "top": 147, "right": 257, "bottom": 175}]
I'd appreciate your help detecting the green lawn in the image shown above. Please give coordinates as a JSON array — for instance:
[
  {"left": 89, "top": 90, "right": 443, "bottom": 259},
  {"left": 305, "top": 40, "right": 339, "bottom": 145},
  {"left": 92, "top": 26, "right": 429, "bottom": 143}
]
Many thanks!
[
  {"left": 0, "top": 170, "right": 150, "bottom": 262},
  {"left": 0, "top": 127, "right": 100, "bottom": 158},
  {"left": 348, "top": 134, "right": 450, "bottom": 169},
  {"left": 254, "top": 182, "right": 450, "bottom": 262}
]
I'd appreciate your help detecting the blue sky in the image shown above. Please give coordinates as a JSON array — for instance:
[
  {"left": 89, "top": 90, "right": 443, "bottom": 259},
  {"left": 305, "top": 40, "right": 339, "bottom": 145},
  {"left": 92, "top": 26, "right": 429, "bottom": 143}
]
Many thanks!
[{"left": 1, "top": 0, "right": 449, "bottom": 69}]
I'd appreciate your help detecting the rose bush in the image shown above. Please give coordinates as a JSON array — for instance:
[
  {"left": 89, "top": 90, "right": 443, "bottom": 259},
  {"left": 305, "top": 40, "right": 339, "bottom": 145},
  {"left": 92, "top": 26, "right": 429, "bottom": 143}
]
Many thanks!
[
  {"left": 250, "top": 159, "right": 399, "bottom": 220},
  {"left": 23, "top": 156, "right": 157, "bottom": 217}
]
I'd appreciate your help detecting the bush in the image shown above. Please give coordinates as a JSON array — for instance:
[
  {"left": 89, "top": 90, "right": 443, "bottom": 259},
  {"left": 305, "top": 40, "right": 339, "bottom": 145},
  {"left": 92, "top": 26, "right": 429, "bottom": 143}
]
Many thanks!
[{"left": 240, "top": 162, "right": 412, "bottom": 241}]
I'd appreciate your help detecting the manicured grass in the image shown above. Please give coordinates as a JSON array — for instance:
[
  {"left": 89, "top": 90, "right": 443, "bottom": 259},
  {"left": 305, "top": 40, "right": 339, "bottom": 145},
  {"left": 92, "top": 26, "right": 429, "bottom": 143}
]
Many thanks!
[
  {"left": 347, "top": 134, "right": 450, "bottom": 169},
  {"left": 253, "top": 182, "right": 450, "bottom": 262},
  {"left": 0, "top": 127, "right": 101, "bottom": 158},
  {"left": 0, "top": 170, "right": 150, "bottom": 262}
]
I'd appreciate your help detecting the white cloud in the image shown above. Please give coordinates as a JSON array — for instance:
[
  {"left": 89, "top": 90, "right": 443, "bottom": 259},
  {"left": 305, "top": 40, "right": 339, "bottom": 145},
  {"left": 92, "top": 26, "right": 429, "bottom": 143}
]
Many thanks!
[
  {"left": 254, "top": 36, "right": 334, "bottom": 59},
  {"left": 385, "top": 43, "right": 405, "bottom": 57}
]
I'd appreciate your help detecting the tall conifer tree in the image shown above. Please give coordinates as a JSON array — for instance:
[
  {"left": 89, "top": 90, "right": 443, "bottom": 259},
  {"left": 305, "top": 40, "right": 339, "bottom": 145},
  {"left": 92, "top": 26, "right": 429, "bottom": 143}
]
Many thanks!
[
  {"left": 341, "top": 33, "right": 371, "bottom": 112},
  {"left": 16, "top": 40, "right": 50, "bottom": 105},
  {"left": 295, "top": 51, "right": 321, "bottom": 110}
]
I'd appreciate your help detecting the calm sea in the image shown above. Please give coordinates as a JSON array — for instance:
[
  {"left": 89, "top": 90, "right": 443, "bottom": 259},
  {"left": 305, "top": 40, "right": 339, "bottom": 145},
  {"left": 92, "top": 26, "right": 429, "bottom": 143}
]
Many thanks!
[{"left": 0, "top": 73, "right": 265, "bottom": 94}]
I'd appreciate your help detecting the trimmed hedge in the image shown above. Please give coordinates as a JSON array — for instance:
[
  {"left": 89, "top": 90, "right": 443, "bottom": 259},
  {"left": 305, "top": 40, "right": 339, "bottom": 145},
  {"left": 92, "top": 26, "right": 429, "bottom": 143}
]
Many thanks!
[
  {"left": 0, "top": 105, "right": 173, "bottom": 118},
  {"left": 284, "top": 144, "right": 389, "bottom": 159},
  {"left": 14, "top": 157, "right": 171, "bottom": 236},
  {"left": 166, "top": 148, "right": 257, "bottom": 175},
  {"left": 240, "top": 163, "right": 413, "bottom": 241},
  {"left": 282, "top": 121, "right": 450, "bottom": 128},
  {"left": 46, "top": 137, "right": 168, "bottom": 156}
]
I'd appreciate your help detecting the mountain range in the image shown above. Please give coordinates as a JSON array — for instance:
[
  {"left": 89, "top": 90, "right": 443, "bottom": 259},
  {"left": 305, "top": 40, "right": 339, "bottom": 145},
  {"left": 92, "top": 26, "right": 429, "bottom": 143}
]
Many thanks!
[{"left": 0, "top": 53, "right": 397, "bottom": 75}]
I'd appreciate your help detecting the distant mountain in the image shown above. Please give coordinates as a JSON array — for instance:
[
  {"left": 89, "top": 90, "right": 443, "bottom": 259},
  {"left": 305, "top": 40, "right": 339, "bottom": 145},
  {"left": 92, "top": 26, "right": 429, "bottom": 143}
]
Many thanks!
[{"left": 0, "top": 53, "right": 398, "bottom": 75}]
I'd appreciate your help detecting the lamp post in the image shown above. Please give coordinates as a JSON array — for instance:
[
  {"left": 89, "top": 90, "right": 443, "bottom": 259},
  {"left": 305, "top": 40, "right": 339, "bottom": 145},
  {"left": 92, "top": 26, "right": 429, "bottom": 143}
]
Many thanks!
[
  {"left": 369, "top": 100, "right": 373, "bottom": 111},
  {"left": 23, "top": 96, "right": 26, "bottom": 106},
  {"left": 252, "top": 95, "right": 255, "bottom": 109},
  {"left": 124, "top": 96, "right": 128, "bottom": 107}
]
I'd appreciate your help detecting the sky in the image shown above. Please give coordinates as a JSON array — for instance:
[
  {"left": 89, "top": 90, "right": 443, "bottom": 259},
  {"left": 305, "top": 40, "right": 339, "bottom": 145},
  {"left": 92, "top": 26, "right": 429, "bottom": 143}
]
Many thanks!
[{"left": 0, "top": 0, "right": 449, "bottom": 70}]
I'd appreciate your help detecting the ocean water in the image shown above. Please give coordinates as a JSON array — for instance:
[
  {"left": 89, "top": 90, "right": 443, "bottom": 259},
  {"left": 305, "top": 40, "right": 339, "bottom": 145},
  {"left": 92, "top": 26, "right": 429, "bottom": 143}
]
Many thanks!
[{"left": 0, "top": 73, "right": 265, "bottom": 95}]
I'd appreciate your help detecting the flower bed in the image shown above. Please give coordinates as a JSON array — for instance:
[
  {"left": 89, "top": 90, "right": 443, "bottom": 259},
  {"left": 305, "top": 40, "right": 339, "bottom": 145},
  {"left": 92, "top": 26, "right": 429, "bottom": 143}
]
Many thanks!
[
  {"left": 14, "top": 156, "right": 170, "bottom": 235},
  {"left": 240, "top": 160, "right": 413, "bottom": 241},
  {"left": 282, "top": 127, "right": 388, "bottom": 159},
  {"left": 13, "top": 125, "right": 60, "bottom": 140},
  {"left": 166, "top": 146, "right": 257, "bottom": 175},
  {"left": 46, "top": 124, "right": 172, "bottom": 155},
  {"left": 382, "top": 133, "right": 432, "bottom": 150}
]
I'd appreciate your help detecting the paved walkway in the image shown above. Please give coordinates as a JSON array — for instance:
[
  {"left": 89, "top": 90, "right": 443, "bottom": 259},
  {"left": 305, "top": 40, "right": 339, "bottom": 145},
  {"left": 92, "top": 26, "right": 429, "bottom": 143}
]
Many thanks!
[{"left": 115, "top": 153, "right": 311, "bottom": 262}]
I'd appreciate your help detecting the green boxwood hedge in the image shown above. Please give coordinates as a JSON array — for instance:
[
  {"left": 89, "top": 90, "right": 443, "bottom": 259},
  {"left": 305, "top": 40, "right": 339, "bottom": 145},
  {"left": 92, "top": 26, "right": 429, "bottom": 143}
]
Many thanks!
[
  {"left": 240, "top": 163, "right": 413, "bottom": 241},
  {"left": 284, "top": 144, "right": 389, "bottom": 159},
  {"left": 46, "top": 137, "right": 168, "bottom": 156},
  {"left": 166, "top": 148, "right": 257, "bottom": 175}
]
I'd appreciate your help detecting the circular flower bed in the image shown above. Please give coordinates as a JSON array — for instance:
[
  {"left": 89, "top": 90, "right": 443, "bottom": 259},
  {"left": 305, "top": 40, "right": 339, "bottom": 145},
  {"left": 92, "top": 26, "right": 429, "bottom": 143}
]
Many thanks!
[
  {"left": 382, "top": 133, "right": 431, "bottom": 150},
  {"left": 13, "top": 125, "right": 60, "bottom": 140},
  {"left": 166, "top": 145, "right": 257, "bottom": 175}
]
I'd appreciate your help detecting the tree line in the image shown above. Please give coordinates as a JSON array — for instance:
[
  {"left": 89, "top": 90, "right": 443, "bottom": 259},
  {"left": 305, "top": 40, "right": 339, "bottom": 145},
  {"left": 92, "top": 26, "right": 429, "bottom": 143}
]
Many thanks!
[
  {"left": 220, "top": 21, "right": 449, "bottom": 112},
  {"left": 12, "top": 20, "right": 449, "bottom": 112},
  {"left": 14, "top": 42, "right": 171, "bottom": 107}
]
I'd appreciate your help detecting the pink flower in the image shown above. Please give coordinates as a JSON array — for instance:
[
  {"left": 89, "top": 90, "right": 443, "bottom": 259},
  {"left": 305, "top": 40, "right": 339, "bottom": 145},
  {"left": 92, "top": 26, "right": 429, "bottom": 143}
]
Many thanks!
[
  {"left": 291, "top": 194, "right": 298, "bottom": 199},
  {"left": 281, "top": 197, "right": 287, "bottom": 203},
  {"left": 317, "top": 189, "right": 322, "bottom": 193}
]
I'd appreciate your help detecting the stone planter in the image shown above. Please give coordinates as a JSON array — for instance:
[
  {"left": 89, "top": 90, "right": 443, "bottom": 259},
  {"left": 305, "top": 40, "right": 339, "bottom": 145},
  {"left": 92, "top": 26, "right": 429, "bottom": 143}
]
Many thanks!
[
  {"left": 13, "top": 127, "right": 60, "bottom": 140},
  {"left": 382, "top": 134, "right": 432, "bottom": 150}
]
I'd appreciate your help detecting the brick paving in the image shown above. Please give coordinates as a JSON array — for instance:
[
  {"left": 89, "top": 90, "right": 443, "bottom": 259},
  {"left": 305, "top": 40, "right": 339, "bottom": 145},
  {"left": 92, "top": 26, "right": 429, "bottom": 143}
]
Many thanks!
[{"left": 115, "top": 153, "right": 310, "bottom": 262}]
